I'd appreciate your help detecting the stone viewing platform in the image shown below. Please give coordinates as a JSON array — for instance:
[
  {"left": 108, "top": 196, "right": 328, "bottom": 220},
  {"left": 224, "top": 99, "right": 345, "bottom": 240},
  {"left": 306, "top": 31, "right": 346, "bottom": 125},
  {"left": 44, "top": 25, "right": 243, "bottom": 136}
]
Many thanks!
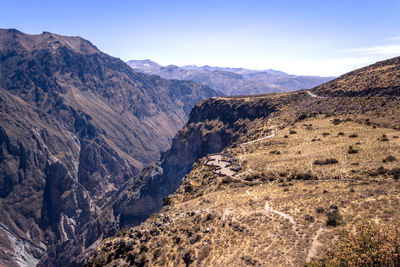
[{"left": 205, "top": 153, "right": 241, "bottom": 177}]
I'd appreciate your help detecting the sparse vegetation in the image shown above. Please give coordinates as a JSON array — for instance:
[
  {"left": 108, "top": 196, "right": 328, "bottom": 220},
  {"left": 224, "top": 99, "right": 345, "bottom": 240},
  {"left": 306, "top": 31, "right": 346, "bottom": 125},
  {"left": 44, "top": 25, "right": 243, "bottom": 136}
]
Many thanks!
[
  {"left": 310, "top": 222, "right": 400, "bottom": 266},
  {"left": 88, "top": 115, "right": 400, "bottom": 266},
  {"left": 313, "top": 158, "right": 339, "bottom": 165},
  {"left": 348, "top": 145, "right": 358, "bottom": 154},
  {"left": 381, "top": 134, "right": 390, "bottom": 141},
  {"left": 326, "top": 204, "right": 342, "bottom": 226},
  {"left": 269, "top": 150, "right": 281, "bottom": 155},
  {"left": 383, "top": 155, "right": 397, "bottom": 163}
]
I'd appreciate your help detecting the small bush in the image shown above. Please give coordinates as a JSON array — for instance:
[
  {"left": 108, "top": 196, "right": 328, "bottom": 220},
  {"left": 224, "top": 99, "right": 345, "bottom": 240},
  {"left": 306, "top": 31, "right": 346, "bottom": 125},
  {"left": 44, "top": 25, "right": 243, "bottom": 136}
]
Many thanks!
[
  {"left": 322, "top": 132, "right": 330, "bottom": 136},
  {"left": 348, "top": 146, "right": 358, "bottom": 154},
  {"left": 383, "top": 155, "right": 397, "bottom": 163},
  {"left": 269, "top": 150, "right": 281, "bottom": 155},
  {"left": 163, "top": 197, "right": 172, "bottom": 206},
  {"left": 221, "top": 177, "right": 232, "bottom": 184},
  {"left": 284, "top": 135, "right": 288, "bottom": 138},
  {"left": 305, "top": 214, "right": 315, "bottom": 222},
  {"left": 316, "top": 207, "right": 324, "bottom": 213},
  {"left": 337, "top": 132, "right": 344, "bottom": 136},
  {"left": 314, "top": 158, "right": 339, "bottom": 165},
  {"left": 311, "top": 138, "right": 321, "bottom": 142},
  {"left": 289, "top": 130, "right": 297, "bottom": 134},
  {"left": 332, "top": 118, "right": 341, "bottom": 125},
  {"left": 381, "top": 134, "right": 390, "bottom": 142},
  {"left": 182, "top": 250, "right": 196, "bottom": 266},
  {"left": 326, "top": 205, "right": 341, "bottom": 226},
  {"left": 349, "top": 134, "right": 358, "bottom": 138}
]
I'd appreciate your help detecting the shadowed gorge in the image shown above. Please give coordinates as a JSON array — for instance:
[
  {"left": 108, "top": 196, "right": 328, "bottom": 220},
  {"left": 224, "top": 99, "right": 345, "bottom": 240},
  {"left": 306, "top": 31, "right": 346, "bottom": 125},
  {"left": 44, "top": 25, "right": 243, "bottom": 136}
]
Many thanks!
[{"left": 0, "top": 29, "right": 221, "bottom": 266}]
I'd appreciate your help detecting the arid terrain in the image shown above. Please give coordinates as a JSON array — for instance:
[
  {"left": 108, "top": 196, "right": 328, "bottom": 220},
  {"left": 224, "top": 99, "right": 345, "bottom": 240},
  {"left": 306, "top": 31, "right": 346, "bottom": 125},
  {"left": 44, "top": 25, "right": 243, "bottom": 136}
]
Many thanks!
[{"left": 87, "top": 57, "right": 400, "bottom": 266}]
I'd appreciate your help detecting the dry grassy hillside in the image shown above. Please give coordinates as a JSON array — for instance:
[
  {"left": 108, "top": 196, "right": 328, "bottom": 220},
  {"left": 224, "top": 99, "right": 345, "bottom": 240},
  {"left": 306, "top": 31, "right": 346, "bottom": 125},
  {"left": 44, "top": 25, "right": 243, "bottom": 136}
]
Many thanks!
[
  {"left": 312, "top": 56, "right": 400, "bottom": 96},
  {"left": 86, "top": 89, "right": 400, "bottom": 266}
]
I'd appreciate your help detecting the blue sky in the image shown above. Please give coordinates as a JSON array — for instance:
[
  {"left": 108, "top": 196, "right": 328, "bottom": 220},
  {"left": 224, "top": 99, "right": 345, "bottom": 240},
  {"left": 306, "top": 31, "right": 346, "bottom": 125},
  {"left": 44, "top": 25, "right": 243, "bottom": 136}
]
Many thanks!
[{"left": 1, "top": 0, "right": 400, "bottom": 76}]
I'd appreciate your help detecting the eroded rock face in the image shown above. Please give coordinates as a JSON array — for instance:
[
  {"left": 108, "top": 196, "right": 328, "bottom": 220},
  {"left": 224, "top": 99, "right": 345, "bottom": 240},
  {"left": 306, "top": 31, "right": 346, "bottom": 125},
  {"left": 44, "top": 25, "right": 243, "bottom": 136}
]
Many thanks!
[
  {"left": 116, "top": 97, "right": 276, "bottom": 228},
  {"left": 0, "top": 29, "right": 221, "bottom": 266}
]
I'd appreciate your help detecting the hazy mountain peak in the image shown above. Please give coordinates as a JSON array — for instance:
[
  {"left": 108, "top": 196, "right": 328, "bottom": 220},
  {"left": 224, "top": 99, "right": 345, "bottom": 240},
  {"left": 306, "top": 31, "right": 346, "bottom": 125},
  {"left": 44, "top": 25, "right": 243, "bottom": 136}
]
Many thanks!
[{"left": 127, "top": 59, "right": 334, "bottom": 95}]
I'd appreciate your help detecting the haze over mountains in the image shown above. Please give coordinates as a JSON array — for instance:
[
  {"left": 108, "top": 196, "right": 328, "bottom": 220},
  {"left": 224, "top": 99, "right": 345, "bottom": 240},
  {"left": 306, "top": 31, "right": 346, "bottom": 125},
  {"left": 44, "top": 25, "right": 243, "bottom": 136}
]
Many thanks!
[
  {"left": 1, "top": 26, "right": 399, "bottom": 267},
  {"left": 127, "top": 59, "right": 334, "bottom": 95},
  {"left": 0, "top": 29, "right": 221, "bottom": 266}
]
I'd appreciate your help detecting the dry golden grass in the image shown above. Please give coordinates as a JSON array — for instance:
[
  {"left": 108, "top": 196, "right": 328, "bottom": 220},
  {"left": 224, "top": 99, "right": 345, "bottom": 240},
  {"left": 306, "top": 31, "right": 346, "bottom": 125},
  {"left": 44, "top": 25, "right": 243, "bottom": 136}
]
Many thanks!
[
  {"left": 237, "top": 116, "right": 400, "bottom": 181},
  {"left": 87, "top": 115, "right": 400, "bottom": 267}
]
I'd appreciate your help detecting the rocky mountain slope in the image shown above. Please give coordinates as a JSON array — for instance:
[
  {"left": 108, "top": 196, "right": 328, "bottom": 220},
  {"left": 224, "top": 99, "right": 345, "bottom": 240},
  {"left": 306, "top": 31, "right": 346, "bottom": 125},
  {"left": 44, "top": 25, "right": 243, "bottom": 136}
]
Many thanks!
[
  {"left": 0, "top": 29, "right": 221, "bottom": 266},
  {"left": 88, "top": 57, "right": 400, "bottom": 266},
  {"left": 127, "top": 59, "right": 333, "bottom": 95}
]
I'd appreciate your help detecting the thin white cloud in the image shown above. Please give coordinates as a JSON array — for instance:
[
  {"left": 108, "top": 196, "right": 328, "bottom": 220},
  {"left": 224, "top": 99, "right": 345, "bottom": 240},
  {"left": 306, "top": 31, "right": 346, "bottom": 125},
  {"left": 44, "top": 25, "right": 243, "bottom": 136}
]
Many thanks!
[
  {"left": 382, "top": 36, "right": 400, "bottom": 41},
  {"left": 339, "top": 45, "right": 400, "bottom": 55},
  {"left": 267, "top": 56, "right": 374, "bottom": 76}
]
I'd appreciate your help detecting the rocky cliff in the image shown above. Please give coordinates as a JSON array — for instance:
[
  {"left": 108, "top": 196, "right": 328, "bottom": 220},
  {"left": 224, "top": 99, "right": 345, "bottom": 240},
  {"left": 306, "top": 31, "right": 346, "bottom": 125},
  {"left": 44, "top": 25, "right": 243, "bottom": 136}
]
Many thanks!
[
  {"left": 114, "top": 96, "right": 277, "bottom": 228},
  {"left": 0, "top": 29, "right": 221, "bottom": 266}
]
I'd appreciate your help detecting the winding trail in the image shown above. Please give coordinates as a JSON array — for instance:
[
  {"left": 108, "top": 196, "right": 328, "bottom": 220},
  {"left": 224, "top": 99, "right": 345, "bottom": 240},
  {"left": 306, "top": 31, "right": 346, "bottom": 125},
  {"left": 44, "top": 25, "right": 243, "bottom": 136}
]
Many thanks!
[
  {"left": 239, "top": 125, "right": 278, "bottom": 159},
  {"left": 307, "top": 227, "right": 329, "bottom": 262},
  {"left": 241, "top": 128, "right": 276, "bottom": 146},
  {"left": 264, "top": 201, "right": 296, "bottom": 225},
  {"left": 307, "top": 91, "right": 325, "bottom": 99}
]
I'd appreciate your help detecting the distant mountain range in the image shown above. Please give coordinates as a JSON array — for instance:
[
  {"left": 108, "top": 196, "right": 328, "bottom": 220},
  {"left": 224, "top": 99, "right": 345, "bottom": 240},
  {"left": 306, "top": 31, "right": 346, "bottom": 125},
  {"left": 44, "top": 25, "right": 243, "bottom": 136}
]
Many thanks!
[{"left": 127, "top": 59, "right": 334, "bottom": 95}]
